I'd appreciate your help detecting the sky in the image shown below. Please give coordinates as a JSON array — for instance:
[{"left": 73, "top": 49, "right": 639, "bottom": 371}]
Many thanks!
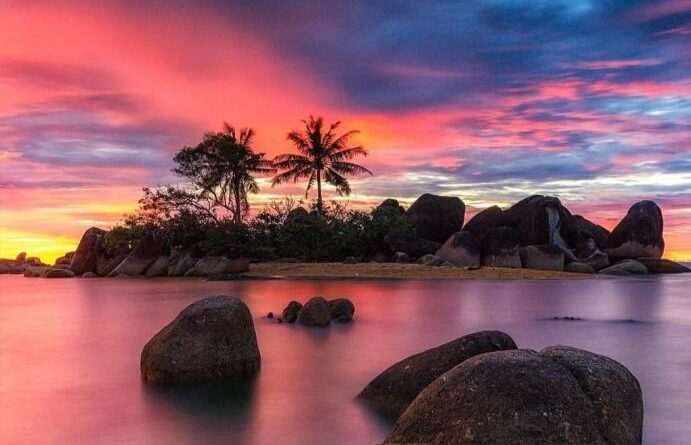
[{"left": 0, "top": 0, "right": 690, "bottom": 263}]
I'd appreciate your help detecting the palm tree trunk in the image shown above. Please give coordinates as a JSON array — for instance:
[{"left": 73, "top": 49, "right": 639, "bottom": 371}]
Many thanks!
[
  {"left": 316, "top": 169, "right": 323, "bottom": 215},
  {"left": 233, "top": 183, "right": 242, "bottom": 224}
]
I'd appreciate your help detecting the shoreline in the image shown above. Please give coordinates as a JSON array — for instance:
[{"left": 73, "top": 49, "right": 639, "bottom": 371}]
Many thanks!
[{"left": 246, "top": 262, "right": 588, "bottom": 280}]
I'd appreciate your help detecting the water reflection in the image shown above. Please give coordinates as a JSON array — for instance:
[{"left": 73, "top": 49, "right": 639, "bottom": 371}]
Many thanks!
[{"left": 1, "top": 274, "right": 691, "bottom": 445}]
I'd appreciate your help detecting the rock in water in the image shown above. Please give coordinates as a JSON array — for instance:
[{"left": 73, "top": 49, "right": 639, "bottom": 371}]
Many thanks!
[
  {"left": 540, "top": 346, "right": 643, "bottom": 444},
  {"left": 140, "top": 295, "right": 261, "bottom": 386},
  {"left": 69, "top": 227, "right": 106, "bottom": 275},
  {"left": 636, "top": 258, "right": 690, "bottom": 274},
  {"left": 519, "top": 245, "right": 564, "bottom": 271},
  {"left": 599, "top": 259, "right": 648, "bottom": 276},
  {"left": 405, "top": 194, "right": 465, "bottom": 243},
  {"left": 108, "top": 230, "right": 167, "bottom": 277},
  {"left": 481, "top": 227, "right": 521, "bottom": 268},
  {"left": 328, "top": 298, "right": 355, "bottom": 322},
  {"left": 606, "top": 200, "right": 664, "bottom": 260},
  {"left": 386, "top": 347, "right": 642, "bottom": 445},
  {"left": 281, "top": 301, "right": 303, "bottom": 323},
  {"left": 44, "top": 268, "right": 76, "bottom": 278},
  {"left": 435, "top": 231, "right": 481, "bottom": 267},
  {"left": 296, "top": 297, "right": 331, "bottom": 327},
  {"left": 358, "top": 331, "right": 517, "bottom": 420}
]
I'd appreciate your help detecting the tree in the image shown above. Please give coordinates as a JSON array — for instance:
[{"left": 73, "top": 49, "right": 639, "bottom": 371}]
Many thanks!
[
  {"left": 271, "top": 116, "right": 372, "bottom": 215},
  {"left": 173, "top": 123, "right": 274, "bottom": 224}
]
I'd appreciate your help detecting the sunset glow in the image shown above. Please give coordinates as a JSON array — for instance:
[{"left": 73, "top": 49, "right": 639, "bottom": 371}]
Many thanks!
[{"left": 1, "top": 0, "right": 690, "bottom": 262}]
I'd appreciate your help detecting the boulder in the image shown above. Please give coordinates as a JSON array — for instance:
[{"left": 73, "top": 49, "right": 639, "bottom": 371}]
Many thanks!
[
  {"left": 435, "top": 231, "right": 481, "bottom": 267},
  {"left": 462, "top": 205, "right": 506, "bottom": 243},
  {"left": 359, "top": 331, "right": 517, "bottom": 420},
  {"left": 281, "top": 300, "right": 303, "bottom": 323},
  {"left": 69, "top": 227, "right": 106, "bottom": 275},
  {"left": 328, "top": 298, "right": 355, "bottom": 322},
  {"left": 565, "top": 262, "right": 595, "bottom": 274},
  {"left": 140, "top": 295, "right": 261, "bottom": 386},
  {"left": 55, "top": 252, "right": 75, "bottom": 266},
  {"left": 144, "top": 255, "right": 170, "bottom": 277},
  {"left": 96, "top": 250, "right": 128, "bottom": 277},
  {"left": 519, "top": 244, "right": 564, "bottom": 271},
  {"left": 606, "top": 200, "right": 664, "bottom": 260},
  {"left": 599, "top": 259, "right": 648, "bottom": 276},
  {"left": 25, "top": 256, "right": 43, "bottom": 266},
  {"left": 503, "top": 195, "right": 571, "bottom": 249},
  {"left": 481, "top": 227, "right": 521, "bottom": 268},
  {"left": 15, "top": 252, "right": 27, "bottom": 262},
  {"left": 636, "top": 258, "right": 690, "bottom": 274},
  {"left": 375, "top": 198, "right": 406, "bottom": 215},
  {"left": 386, "top": 347, "right": 642, "bottom": 445},
  {"left": 44, "top": 268, "right": 75, "bottom": 278},
  {"left": 405, "top": 194, "right": 465, "bottom": 243},
  {"left": 24, "top": 266, "right": 48, "bottom": 277},
  {"left": 168, "top": 250, "right": 199, "bottom": 276},
  {"left": 562, "top": 215, "right": 610, "bottom": 250},
  {"left": 0, "top": 259, "right": 25, "bottom": 274},
  {"left": 296, "top": 297, "right": 331, "bottom": 327},
  {"left": 82, "top": 271, "right": 98, "bottom": 278},
  {"left": 541, "top": 346, "right": 643, "bottom": 444},
  {"left": 393, "top": 251, "right": 411, "bottom": 263},
  {"left": 416, "top": 254, "right": 443, "bottom": 267},
  {"left": 184, "top": 256, "right": 249, "bottom": 277},
  {"left": 577, "top": 238, "right": 611, "bottom": 271},
  {"left": 384, "top": 230, "right": 441, "bottom": 257},
  {"left": 108, "top": 230, "right": 167, "bottom": 277}
]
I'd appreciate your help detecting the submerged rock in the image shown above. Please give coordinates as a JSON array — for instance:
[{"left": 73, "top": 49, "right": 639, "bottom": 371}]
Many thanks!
[
  {"left": 359, "top": 331, "right": 517, "bottom": 420},
  {"left": 281, "top": 301, "right": 303, "bottom": 323},
  {"left": 386, "top": 347, "right": 642, "bottom": 445},
  {"left": 607, "top": 200, "right": 664, "bottom": 260},
  {"left": 328, "top": 298, "right": 355, "bottom": 322},
  {"left": 599, "top": 259, "right": 648, "bottom": 276},
  {"left": 140, "top": 295, "right": 261, "bottom": 386},
  {"left": 296, "top": 297, "right": 330, "bottom": 327},
  {"left": 44, "top": 268, "right": 76, "bottom": 278}
]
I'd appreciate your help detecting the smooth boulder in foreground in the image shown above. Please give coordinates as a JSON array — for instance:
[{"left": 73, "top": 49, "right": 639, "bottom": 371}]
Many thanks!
[
  {"left": 358, "top": 330, "right": 517, "bottom": 420},
  {"left": 386, "top": 347, "right": 642, "bottom": 445},
  {"left": 140, "top": 295, "right": 260, "bottom": 386}
]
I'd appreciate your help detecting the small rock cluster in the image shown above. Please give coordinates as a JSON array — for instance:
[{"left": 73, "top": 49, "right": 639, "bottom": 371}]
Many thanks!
[
  {"left": 271, "top": 297, "right": 355, "bottom": 326},
  {"left": 359, "top": 331, "right": 643, "bottom": 445}
]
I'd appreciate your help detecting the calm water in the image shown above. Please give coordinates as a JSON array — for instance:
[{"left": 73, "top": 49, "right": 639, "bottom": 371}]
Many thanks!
[{"left": 1, "top": 273, "right": 691, "bottom": 445}]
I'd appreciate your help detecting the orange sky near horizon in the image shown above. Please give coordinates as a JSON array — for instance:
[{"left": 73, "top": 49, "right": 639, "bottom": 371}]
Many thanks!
[{"left": 1, "top": 1, "right": 690, "bottom": 263}]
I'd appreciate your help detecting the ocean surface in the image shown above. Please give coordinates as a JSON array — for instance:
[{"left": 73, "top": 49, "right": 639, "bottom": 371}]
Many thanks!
[{"left": 1, "top": 272, "right": 691, "bottom": 445}]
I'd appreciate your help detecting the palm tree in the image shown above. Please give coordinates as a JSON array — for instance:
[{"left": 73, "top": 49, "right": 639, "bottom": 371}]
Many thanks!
[
  {"left": 271, "top": 116, "right": 372, "bottom": 214},
  {"left": 173, "top": 123, "right": 275, "bottom": 224}
]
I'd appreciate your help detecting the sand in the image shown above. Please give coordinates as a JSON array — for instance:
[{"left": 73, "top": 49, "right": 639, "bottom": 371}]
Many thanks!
[{"left": 248, "top": 262, "right": 587, "bottom": 280}]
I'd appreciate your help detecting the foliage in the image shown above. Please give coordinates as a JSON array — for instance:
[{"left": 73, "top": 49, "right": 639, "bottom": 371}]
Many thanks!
[{"left": 272, "top": 116, "right": 372, "bottom": 214}]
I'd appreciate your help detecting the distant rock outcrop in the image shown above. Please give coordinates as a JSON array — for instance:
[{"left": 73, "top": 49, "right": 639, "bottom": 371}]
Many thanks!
[
  {"left": 69, "top": 227, "right": 106, "bottom": 275},
  {"left": 606, "top": 200, "right": 664, "bottom": 260},
  {"left": 108, "top": 230, "right": 167, "bottom": 277}
]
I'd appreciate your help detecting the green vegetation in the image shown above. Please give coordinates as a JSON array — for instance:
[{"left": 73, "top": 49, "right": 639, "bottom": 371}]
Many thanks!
[{"left": 107, "top": 117, "right": 402, "bottom": 261}]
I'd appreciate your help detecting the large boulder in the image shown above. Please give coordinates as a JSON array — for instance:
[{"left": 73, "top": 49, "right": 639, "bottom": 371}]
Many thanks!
[
  {"left": 69, "top": 227, "right": 106, "bottom": 275},
  {"left": 636, "top": 258, "right": 690, "bottom": 274},
  {"left": 96, "top": 250, "right": 128, "bottom": 277},
  {"left": 55, "top": 251, "right": 75, "bottom": 266},
  {"left": 384, "top": 230, "right": 441, "bottom": 257},
  {"left": 405, "top": 194, "right": 465, "bottom": 244},
  {"left": 606, "top": 200, "right": 664, "bottom": 260},
  {"left": 0, "top": 259, "right": 25, "bottom": 274},
  {"left": 375, "top": 198, "right": 406, "bottom": 215},
  {"left": 562, "top": 215, "right": 610, "bottom": 250},
  {"left": 519, "top": 245, "right": 564, "bottom": 271},
  {"left": 386, "top": 347, "right": 642, "bottom": 445},
  {"left": 44, "top": 268, "right": 76, "bottom": 278},
  {"left": 577, "top": 238, "right": 611, "bottom": 271},
  {"left": 184, "top": 256, "right": 249, "bottom": 277},
  {"left": 462, "top": 205, "right": 506, "bottom": 243},
  {"left": 144, "top": 255, "right": 170, "bottom": 277},
  {"left": 481, "top": 227, "right": 521, "bottom": 268},
  {"left": 565, "top": 262, "right": 596, "bottom": 274},
  {"left": 328, "top": 298, "right": 355, "bottom": 322},
  {"left": 599, "top": 259, "right": 648, "bottom": 276},
  {"left": 108, "top": 230, "right": 167, "bottom": 277},
  {"left": 24, "top": 266, "right": 48, "bottom": 277},
  {"left": 435, "top": 231, "right": 481, "bottom": 267},
  {"left": 358, "top": 331, "right": 517, "bottom": 420},
  {"left": 503, "top": 195, "right": 571, "bottom": 249},
  {"left": 296, "top": 297, "right": 331, "bottom": 327},
  {"left": 140, "top": 295, "right": 261, "bottom": 386},
  {"left": 541, "top": 346, "right": 643, "bottom": 444},
  {"left": 15, "top": 252, "right": 27, "bottom": 262},
  {"left": 167, "top": 249, "right": 199, "bottom": 277}
]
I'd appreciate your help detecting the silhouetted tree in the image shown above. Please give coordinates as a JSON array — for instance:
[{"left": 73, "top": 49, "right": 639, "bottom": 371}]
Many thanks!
[{"left": 271, "top": 116, "right": 372, "bottom": 215}]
